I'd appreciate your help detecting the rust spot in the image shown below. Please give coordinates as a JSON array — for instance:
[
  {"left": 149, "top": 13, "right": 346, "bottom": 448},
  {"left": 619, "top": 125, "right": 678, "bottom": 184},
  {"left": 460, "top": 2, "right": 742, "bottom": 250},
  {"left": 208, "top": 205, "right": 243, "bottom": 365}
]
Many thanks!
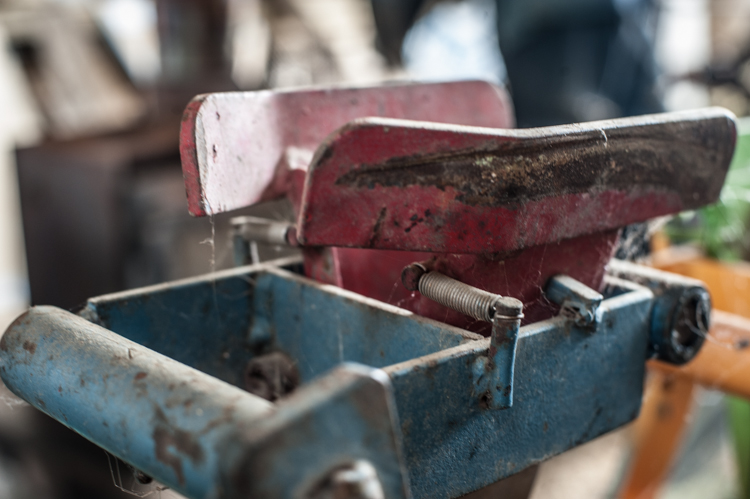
[
  {"left": 58, "top": 386, "right": 62, "bottom": 393},
  {"left": 201, "top": 405, "right": 236, "bottom": 434},
  {"left": 153, "top": 407, "right": 205, "bottom": 486},
  {"left": 543, "top": 422, "right": 549, "bottom": 432},
  {"left": 134, "top": 372, "right": 148, "bottom": 381},
  {"left": 22, "top": 341, "right": 36, "bottom": 354},
  {"left": 80, "top": 378, "right": 86, "bottom": 387}
]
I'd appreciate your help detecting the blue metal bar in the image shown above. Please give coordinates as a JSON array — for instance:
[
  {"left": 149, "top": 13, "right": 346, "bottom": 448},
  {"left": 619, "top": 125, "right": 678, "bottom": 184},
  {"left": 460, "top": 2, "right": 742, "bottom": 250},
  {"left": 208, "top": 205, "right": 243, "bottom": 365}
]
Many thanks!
[
  {"left": 0, "top": 306, "right": 274, "bottom": 498},
  {"left": 0, "top": 304, "right": 411, "bottom": 499},
  {"left": 0, "top": 261, "right": 691, "bottom": 498}
]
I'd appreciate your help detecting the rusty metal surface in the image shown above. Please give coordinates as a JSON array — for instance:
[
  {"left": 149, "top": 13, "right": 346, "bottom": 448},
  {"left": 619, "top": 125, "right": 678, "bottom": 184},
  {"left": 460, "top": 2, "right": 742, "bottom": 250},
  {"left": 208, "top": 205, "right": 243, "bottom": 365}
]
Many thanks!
[
  {"left": 297, "top": 109, "right": 736, "bottom": 254},
  {"left": 386, "top": 280, "right": 654, "bottom": 498},
  {"left": 179, "top": 81, "right": 514, "bottom": 216},
  {"left": 180, "top": 84, "right": 736, "bottom": 339},
  {"left": 0, "top": 306, "right": 274, "bottom": 498},
  {"left": 0, "top": 305, "right": 410, "bottom": 499},
  {"left": 8, "top": 79, "right": 737, "bottom": 498},
  {"left": 0, "top": 255, "right": 721, "bottom": 498}
]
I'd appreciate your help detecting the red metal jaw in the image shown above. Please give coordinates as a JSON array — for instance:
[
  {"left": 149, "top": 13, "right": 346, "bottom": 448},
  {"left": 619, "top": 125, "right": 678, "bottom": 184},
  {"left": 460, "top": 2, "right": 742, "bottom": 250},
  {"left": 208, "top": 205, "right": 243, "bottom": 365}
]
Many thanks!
[
  {"left": 298, "top": 110, "right": 735, "bottom": 253},
  {"left": 179, "top": 81, "right": 514, "bottom": 216},
  {"left": 179, "top": 81, "right": 736, "bottom": 333}
]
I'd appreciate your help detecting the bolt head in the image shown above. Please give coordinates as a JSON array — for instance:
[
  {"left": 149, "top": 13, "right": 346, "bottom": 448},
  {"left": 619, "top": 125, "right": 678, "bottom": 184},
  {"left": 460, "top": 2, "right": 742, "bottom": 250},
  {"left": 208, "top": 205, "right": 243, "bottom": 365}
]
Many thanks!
[
  {"left": 401, "top": 263, "right": 427, "bottom": 291},
  {"left": 494, "top": 296, "right": 523, "bottom": 317}
]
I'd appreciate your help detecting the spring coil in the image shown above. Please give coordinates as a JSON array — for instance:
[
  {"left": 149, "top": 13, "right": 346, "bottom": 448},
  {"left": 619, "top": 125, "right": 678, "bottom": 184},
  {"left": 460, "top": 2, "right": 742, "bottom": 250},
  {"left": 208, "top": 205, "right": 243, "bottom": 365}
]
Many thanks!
[{"left": 418, "top": 271, "right": 499, "bottom": 322}]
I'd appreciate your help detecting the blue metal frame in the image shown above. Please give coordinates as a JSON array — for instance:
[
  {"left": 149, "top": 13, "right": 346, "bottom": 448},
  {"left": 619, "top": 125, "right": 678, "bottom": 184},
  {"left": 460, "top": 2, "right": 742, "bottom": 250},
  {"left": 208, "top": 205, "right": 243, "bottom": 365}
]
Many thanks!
[{"left": 0, "top": 257, "right": 707, "bottom": 498}]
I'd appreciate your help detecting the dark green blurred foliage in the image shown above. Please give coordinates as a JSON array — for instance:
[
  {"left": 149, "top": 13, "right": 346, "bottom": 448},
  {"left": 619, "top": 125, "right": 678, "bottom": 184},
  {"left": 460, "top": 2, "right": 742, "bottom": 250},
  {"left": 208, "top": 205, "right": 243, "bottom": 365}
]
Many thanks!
[{"left": 666, "top": 123, "right": 750, "bottom": 261}]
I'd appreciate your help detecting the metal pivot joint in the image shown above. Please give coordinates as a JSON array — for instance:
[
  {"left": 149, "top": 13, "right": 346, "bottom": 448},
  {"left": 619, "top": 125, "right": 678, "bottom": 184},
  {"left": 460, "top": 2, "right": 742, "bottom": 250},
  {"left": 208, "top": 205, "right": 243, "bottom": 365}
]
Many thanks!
[
  {"left": 231, "top": 216, "right": 298, "bottom": 266},
  {"left": 607, "top": 259, "right": 711, "bottom": 365},
  {"left": 545, "top": 275, "right": 604, "bottom": 330},
  {"left": 402, "top": 263, "right": 523, "bottom": 409}
]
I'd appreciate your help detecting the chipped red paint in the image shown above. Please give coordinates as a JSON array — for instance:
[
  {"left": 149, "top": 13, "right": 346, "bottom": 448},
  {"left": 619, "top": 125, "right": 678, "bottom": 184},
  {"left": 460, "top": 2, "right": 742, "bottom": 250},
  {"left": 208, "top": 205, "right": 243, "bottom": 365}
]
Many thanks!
[
  {"left": 178, "top": 81, "right": 514, "bottom": 216},
  {"left": 297, "top": 111, "right": 736, "bottom": 253},
  {"left": 331, "top": 231, "right": 618, "bottom": 333},
  {"left": 180, "top": 97, "right": 208, "bottom": 217},
  {"left": 179, "top": 83, "right": 736, "bottom": 332}
]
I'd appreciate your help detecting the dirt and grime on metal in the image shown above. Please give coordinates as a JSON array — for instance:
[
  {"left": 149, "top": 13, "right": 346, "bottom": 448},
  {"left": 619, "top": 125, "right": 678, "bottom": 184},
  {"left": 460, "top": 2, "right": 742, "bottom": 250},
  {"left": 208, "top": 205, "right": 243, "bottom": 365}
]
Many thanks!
[{"left": 335, "top": 122, "right": 733, "bottom": 210}]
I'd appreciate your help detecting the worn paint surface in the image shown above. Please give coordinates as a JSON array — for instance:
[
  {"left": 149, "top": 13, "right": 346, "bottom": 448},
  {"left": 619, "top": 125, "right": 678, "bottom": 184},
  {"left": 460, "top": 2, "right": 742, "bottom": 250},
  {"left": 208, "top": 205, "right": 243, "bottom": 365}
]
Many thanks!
[
  {"left": 179, "top": 81, "right": 513, "bottom": 216},
  {"left": 0, "top": 306, "right": 274, "bottom": 498},
  {"left": 249, "top": 268, "right": 481, "bottom": 383},
  {"left": 0, "top": 303, "right": 410, "bottom": 499},
  {"left": 80, "top": 256, "right": 302, "bottom": 388},
  {"left": 297, "top": 110, "right": 735, "bottom": 253},
  {"left": 386, "top": 282, "right": 653, "bottom": 498},
  {"left": 327, "top": 231, "right": 619, "bottom": 333},
  {"left": 181, "top": 84, "right": 735, "bottom": 336},
  {"left": 0, "top": 262, "right": 676, "bottom": 498}
]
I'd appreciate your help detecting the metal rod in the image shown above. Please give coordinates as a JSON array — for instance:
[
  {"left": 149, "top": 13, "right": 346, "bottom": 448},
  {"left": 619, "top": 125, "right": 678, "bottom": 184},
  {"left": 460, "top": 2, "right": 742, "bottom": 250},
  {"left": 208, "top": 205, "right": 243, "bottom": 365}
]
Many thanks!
[{"left": 0, "top": 306, "right": 274, "bottom": 498}]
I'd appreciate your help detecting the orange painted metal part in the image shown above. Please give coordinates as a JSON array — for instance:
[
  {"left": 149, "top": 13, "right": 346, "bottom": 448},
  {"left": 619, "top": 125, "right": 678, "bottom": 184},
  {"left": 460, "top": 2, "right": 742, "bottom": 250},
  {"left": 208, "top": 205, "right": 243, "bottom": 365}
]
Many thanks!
[
  {"left": 620, "top": 372, "right": 696, "bottom": 499},
  {"left": 619, "top": 252, "right": 750, "bottom": 499},
  {"left": 653, "top": 310, "right": 750, "bottom": 398}
]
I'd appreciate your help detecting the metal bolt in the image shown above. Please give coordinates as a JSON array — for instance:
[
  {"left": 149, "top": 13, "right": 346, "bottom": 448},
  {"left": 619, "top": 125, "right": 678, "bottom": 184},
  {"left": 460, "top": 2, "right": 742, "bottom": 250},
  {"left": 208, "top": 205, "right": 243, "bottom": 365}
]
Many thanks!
[
  {"left": 231, "top": 216, "right": 298, "bottom": 246},
  {"left": 400, "top": 262, "right": 427, "bottom": 292}
]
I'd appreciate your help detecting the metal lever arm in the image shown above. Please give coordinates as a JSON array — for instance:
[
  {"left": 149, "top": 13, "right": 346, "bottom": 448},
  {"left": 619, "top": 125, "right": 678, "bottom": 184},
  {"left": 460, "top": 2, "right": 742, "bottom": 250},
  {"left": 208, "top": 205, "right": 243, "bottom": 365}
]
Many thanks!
[
  {"left": 180, "top": 81, "right": 513, "bottom": 216},
  {"left": 298, "top": 108, "right": 736, "bottom": 253}
]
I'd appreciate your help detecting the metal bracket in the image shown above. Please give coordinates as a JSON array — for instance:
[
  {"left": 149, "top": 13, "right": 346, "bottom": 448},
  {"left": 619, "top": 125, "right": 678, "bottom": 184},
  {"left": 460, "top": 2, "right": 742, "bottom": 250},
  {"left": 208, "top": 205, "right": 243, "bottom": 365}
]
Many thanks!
[
  {"left": 472, "top": 297, "right": 523, "bottom": 410},
  {"left": 545, "top": 275, "right": 603, "bottom": 330},
  {"left": 402, "top": 264, "right": 522, "bottom": 409}
]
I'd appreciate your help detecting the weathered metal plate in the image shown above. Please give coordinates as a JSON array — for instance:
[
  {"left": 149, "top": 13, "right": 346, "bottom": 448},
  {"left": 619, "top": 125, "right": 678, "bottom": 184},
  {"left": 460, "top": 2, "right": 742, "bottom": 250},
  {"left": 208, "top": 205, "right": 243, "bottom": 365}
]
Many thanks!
[
  {"left": 0, "top": 306, "right": 411, "bottom": 499},
  {"left": 180, "top": 81, "right": 513, "bottom": 216},
  {"left": 387, "top": 282, "right": 654, "bottom": 498},
  {"left": 297, "top": 108, "right": 736, "bottom": 254},
  {"left": 0, "top": 260, "right": 659, "bottom": 499},
  {"left": 80, "top": 256, "right": 303, "bottom": 388}
]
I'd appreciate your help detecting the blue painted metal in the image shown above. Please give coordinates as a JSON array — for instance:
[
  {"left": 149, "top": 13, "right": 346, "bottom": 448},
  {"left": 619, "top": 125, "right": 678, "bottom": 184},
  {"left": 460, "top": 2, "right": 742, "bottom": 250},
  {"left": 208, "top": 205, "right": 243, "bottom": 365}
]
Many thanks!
[
  {"left": 471, "top": 298, "right": 523, "bottom": 410},
  {"left": 545, "top": 275, "right": 604, "bottom": 329},
  {"left": 386, "top": 279, "right": 653, "bottom": 498},
  {"left": 0, "top": 305, "right": 409, "bottom": 499},
  {"left": 607, "top": 259, "right": 710, "bottom": 364},
  {"left": 247, "top": 267, "right": 481, "bottom": 383},
  {"left": 0, "top": 259, "right": 711, "bottom": 498},
  {"left": 0, "top": 306, "right": 274, "bottom": 498}
]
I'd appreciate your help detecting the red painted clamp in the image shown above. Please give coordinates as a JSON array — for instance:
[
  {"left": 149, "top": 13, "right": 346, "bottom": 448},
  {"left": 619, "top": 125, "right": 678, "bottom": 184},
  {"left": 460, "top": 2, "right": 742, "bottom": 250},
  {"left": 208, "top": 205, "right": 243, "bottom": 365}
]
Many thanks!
[{"left": 180, "top": 81, "right": 736, "bottom": 331}]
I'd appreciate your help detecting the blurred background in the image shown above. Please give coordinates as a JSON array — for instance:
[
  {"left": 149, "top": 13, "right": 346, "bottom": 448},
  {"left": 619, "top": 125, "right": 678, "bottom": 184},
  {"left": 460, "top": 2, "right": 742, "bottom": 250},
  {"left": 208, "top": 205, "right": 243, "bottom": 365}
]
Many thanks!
[{"left": 0, "top": 0, "right": 746, "bottom": 497}]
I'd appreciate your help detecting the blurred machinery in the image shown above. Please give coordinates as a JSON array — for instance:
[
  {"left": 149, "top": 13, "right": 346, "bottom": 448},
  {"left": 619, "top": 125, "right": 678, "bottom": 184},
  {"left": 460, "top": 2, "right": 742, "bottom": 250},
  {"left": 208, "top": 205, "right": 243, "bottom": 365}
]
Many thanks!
[
  {"left": 4, "top": 1, "right": 750, "bottom": 498},
  {"left": 0, "top": 81, "right": 738, "bottom": 498}
]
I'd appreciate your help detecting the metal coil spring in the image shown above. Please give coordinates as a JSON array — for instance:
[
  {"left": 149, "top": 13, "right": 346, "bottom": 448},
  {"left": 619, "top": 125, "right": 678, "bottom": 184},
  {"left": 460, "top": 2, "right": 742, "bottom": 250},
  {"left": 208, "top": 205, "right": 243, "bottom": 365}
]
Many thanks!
[{"left": 418, "top": 271, "right": 499, "bottom": 322}]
